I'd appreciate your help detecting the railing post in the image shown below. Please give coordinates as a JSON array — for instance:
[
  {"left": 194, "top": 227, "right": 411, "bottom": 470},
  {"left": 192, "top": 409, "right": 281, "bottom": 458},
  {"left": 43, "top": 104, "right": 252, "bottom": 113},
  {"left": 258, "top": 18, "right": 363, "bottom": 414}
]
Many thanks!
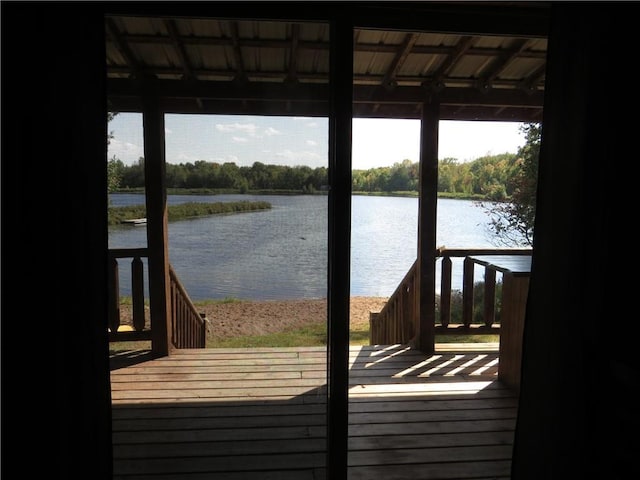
[
  {"left": 132, "top": 256, "right": 145, "bottom": 331},
  {"left": 108, "top": 256, "right": 120, "bottom": 333},
  {"left": 199, "top": 313, "right": 207, "bottom": 348},
  {"left": 462, "top": 257, "right": 475, "bottom": 327},
  {"left": 170, "top": 285, "right": 179, "bottom": 348},
  {"left": 369, "top": 312, "right": 379, "bottom": 344},
  {"left": 483, "top": 267, "right": 496, "bottom": 327},
  {"left": 400, "top": 283, "right": 408, "bottom": 342},
  {"left": 440, "top": 256, "right": 452, "bottom": 327}
]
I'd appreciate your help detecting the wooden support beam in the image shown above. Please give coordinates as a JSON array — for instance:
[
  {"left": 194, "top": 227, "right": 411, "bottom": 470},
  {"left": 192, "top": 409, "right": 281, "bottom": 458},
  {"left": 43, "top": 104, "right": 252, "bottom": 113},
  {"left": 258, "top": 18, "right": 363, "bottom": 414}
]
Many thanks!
[
  {"left": 142, "top": 91, "right": 172, "bottom": 358},
  {"left": 416, "top": 99, "right": 439, "bottom": 353},
  {"left": 327, "top": 18, "right": 353, "bottom": 480}
]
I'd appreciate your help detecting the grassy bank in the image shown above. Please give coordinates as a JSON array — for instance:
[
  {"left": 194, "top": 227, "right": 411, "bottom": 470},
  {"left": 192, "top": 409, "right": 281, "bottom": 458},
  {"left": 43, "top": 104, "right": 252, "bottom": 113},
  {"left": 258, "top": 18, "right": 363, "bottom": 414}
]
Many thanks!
[
  {"left": 108, "top": 200, "right": 271, "bottom": 226},
  {"left": 109, "top": 293, "right": 500, "bottom": 353},
  {"left": 109, "top": 325, "right": 498, "bottom": 352},
  {"left": 203, "top": 323, "right": 498, "bottom": 349}
]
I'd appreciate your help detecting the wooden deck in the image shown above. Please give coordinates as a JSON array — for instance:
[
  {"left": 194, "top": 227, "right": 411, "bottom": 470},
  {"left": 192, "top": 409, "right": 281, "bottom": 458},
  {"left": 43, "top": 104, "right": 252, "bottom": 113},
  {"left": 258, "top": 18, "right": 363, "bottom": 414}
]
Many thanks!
[{"left": 110, "top": 343, "right": 518, "bottom": 479}]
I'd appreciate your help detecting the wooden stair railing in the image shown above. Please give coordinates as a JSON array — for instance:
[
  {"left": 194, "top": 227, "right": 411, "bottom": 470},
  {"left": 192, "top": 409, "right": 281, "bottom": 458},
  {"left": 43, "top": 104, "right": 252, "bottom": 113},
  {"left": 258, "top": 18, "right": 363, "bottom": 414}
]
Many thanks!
[
  {"left": 169, "top": 264, "right": 207, "bottom": 348},
  {"left": 369, "top": 247, "right": 532, "bottom": 345},
  {"left": 369, "top": 259, "right": 418, "bottom": 345},
  {"left": 108, "top": 248, "right": 207, "bottom": 348}
]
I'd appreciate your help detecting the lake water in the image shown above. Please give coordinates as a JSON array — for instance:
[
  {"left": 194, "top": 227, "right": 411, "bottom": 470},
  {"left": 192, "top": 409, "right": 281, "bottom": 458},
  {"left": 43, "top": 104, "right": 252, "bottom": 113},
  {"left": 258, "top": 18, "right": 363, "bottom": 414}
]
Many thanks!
[{"left": 109, "top": 193, "right": 503, "bottom": 301}]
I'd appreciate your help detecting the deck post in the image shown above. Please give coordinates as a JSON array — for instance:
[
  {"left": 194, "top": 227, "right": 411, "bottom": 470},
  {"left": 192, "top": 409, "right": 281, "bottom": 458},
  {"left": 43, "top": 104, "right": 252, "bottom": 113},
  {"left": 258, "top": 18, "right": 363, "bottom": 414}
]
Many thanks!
[
  {"left": 142, "top": 86, "right": 172, "bottom": 357},
  {"left": 416, "top": 98, "right": 439, "bottom": 353}
]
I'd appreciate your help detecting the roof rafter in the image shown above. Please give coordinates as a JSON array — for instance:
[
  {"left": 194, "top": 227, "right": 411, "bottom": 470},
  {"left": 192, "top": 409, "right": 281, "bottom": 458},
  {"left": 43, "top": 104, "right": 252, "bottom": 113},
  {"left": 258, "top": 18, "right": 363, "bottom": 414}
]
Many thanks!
[
  {"left": 164, "top": 19, "right": 195, "bottom": 81},
  {"left": 105, "top": 17, "right": 142, "bottom": 79},
  {"left": 426, "top": 35, "right": 476, "bottom": 90},
  {"left": 229, "top": 21, "right": 248, "bottom": 83},
  {"left": 380, "top": 33, "right": 418, "bottom": 89},
  {"left": 286, "top": 23, "right": 300, "bottom": 83},
  {"left": 475, "top": 38, "right": 532, "bottom": 92},
  {"left": 519, "top": 63, "right": 546, "bottom": 93}
]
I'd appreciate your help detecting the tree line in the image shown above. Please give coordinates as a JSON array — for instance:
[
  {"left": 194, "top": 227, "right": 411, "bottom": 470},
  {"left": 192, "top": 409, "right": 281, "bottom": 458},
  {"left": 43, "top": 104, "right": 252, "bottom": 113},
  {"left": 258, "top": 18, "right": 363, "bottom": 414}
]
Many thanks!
[{"left": 109, "top": 153, "right": 523, "bottom": 200}]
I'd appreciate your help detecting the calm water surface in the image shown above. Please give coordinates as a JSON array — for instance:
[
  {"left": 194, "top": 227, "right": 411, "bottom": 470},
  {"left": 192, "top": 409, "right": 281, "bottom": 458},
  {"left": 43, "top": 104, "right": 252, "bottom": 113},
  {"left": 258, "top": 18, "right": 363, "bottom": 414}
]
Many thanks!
[{"left": 109, "top": 193, "right": 502, "bottom": 301}]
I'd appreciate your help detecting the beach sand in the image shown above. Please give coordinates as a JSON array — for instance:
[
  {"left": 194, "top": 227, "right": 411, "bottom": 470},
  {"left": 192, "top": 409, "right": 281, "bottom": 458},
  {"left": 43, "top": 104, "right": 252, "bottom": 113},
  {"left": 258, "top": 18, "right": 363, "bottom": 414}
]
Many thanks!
[{"left": 198, "top": 296, "right": 388, "bottom": 339}]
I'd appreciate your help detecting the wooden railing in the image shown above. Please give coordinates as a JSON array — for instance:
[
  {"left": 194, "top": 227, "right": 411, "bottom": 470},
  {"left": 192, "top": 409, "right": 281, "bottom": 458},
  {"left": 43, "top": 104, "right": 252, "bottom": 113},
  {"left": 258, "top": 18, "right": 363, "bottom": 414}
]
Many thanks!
[
  {"left": 108, "top": 248, "right": 207, "bottom": 348},
  {"left": 169, "top": 264, "right": 207, "bottom": 348},
  {"left": 369, "top": 259, "right": 418, "bottom": 345},
  {"left": 369, "top": 247, "right": 532, "bottom": 345}
]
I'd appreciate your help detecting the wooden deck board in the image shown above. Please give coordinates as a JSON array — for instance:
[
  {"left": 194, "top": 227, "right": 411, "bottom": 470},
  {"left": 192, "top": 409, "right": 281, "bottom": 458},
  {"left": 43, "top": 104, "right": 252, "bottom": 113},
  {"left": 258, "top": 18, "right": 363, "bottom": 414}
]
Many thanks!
[{"left": 111, "top": 343, "right": 518, "bottom": 479}]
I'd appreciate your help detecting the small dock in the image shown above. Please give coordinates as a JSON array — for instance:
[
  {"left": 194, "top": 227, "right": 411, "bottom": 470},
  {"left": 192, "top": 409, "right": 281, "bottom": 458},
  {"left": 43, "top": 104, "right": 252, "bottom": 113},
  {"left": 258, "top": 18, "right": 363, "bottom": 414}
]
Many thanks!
[{"left": 121, "top": 218, "right": 147, "bottom": 226}]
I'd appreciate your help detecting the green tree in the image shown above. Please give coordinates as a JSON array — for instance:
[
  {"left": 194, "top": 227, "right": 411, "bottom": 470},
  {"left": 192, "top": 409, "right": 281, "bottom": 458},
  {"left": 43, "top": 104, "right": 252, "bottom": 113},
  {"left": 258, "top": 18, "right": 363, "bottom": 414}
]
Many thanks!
[
  {"left": 166, "top": 162, "right": 188, "bottom": 188},
  {"left": 107, "top": 110, "right": 121, "bottom": 193},
  {"left": 387, "top": 159, "right": 416, "bottom": 191},
  {"left": 107, "top": 156, "right": 124, "bottom": 193},
  {"left": 107, "top": 109, "right": 118, "bottom": 144},
  {"left": 120, "top": 157, "right": 145, "bottom": 188},
  {"left": 438, "top": 157, "right": 459, "bottom": 193},
  {"left": 481, "top": 123, "right": 541, "bottom": 246}
]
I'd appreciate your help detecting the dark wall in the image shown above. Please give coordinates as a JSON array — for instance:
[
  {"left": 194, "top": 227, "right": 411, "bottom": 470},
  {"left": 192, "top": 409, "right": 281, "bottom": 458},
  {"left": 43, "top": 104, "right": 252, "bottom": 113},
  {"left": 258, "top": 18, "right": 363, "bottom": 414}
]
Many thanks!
[
  {"left": 2, "top": 3, "right": 636, "bottom": 479},
  {"left": 1, "top": 4, "right": 112, "bottom": 478},
  {"left": 512, "top": 4, "right": 638, "bottom": 479}
]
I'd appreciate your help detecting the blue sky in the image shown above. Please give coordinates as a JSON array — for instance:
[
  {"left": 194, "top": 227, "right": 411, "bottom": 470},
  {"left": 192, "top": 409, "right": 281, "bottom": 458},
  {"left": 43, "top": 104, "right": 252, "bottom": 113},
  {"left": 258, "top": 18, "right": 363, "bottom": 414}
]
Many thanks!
[{"left": 108, "top": 113, "right": 526, "bottom": 170}]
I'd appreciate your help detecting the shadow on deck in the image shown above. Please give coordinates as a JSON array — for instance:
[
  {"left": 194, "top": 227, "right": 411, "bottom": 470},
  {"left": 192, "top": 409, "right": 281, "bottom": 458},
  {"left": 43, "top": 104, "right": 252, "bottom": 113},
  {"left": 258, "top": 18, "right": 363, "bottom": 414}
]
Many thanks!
[{"left": 110, "top": 343, "right": 518, "bottom": 479}]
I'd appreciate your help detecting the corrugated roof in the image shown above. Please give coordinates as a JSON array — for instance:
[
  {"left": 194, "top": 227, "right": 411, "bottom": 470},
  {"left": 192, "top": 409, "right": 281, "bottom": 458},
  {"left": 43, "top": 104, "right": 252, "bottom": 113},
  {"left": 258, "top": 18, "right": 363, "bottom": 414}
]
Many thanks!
[{"left": 107, "top": 12, "right": 546, "bottom": 121}]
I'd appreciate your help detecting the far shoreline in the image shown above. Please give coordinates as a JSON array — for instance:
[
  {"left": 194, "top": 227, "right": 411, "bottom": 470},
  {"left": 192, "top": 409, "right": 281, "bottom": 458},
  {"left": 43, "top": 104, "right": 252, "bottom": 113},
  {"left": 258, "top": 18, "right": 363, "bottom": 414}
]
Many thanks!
[{"left": 111, "top": 188, "right": 488, "bottom": 202}]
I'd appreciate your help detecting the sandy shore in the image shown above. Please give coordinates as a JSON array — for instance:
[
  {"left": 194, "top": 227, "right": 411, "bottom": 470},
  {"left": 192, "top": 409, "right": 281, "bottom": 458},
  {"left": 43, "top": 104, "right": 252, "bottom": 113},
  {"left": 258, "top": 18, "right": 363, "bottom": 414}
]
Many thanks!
[
  {"left": 117, "top": 296, "right": 388, "bottom": 339},
  {"left": 198, "top": 296, "right": 388, "bottom": 339}
]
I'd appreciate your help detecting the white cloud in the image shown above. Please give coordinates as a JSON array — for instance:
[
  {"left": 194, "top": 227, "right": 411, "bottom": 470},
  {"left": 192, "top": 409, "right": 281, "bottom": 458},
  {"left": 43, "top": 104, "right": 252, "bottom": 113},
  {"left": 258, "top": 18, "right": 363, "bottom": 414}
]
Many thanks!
[
  {"left": 216, "top": 122, "right": 259, "bottom": 135},
  {"left": 175, "top": 152, "right": 199, "bottom": 163},
  {"left": 212, "top": 154, "right": 240, "bottom": 164},
  {"left": 109, "top": 138, "right": 144, "bottom": 163},
  {"left": 275, "top": 149, "right": 296, "bottom": 160},
  {"left": 306, "top": 140, "right": 318, "bottom": 146},
  {"left": 263, "top": 127, "right": 281, "bottom": 136},
  {"left": 232, "top": 136, "right": 249, "bottom": 143},
  {"left": 275, "top": 149, "right": 325, "bottom": 167}
]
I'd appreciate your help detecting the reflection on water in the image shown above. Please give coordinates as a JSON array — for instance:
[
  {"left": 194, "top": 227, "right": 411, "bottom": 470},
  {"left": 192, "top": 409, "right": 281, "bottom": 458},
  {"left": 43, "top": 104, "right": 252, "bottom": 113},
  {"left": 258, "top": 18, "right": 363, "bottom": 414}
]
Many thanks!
[{"left": 109, "top": 194, "right": 502, "bottom": 301}]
